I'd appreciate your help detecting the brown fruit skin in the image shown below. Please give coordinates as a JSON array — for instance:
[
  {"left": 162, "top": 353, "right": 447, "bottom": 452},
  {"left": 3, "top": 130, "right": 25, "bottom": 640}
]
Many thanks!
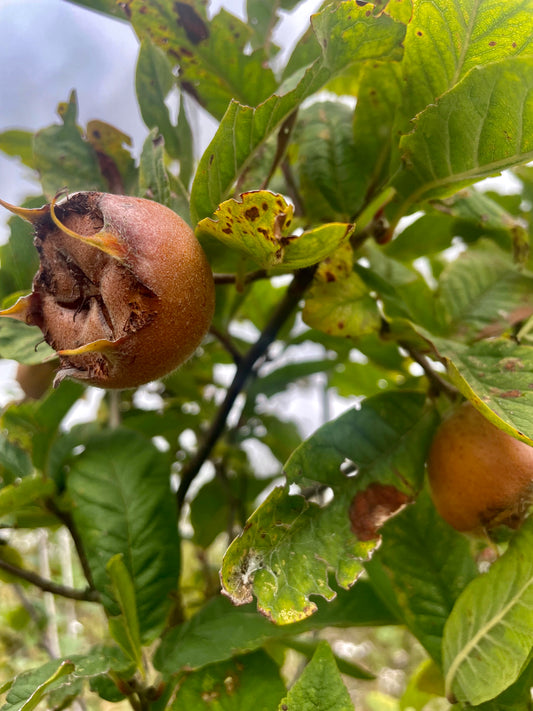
[
  {"left": 427, "top": 402, "right": 533, "bottom": 533},
  {"left": 7, "top": 193, "right": 215, "bottom": 389},
  {"left": 16, "top": 362, "right": 56, "bottom": 400}
]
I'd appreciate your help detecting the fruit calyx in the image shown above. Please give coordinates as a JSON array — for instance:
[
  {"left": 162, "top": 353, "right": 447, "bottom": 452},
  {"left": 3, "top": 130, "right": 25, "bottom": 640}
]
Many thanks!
[{"left": 0, "top": 192, "right": 215, "bottom": 389}]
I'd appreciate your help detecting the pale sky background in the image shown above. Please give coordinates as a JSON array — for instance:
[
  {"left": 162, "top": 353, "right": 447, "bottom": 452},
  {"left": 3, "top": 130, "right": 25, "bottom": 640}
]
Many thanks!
[
  {"left": 0, "top": 0, "right": 321, "bottom": 241},
  {"left": 0, "top": 0, "right": 334, "bottom": 432}
]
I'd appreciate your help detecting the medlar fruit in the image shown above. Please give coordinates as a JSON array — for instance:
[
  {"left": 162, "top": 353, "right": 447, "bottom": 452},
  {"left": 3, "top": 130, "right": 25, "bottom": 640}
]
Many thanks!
[
  {"left": 427, "top": 401, "right": 533, "bottom": 532},
  {"left": 0, "top": 192, "right": 215, "bottom": 389}
]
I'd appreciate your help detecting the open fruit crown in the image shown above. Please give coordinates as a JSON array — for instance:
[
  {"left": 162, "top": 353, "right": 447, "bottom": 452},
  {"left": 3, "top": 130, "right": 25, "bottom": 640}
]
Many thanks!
[{"left": 0, "top": 191, "right": 215, "bottom": 390}]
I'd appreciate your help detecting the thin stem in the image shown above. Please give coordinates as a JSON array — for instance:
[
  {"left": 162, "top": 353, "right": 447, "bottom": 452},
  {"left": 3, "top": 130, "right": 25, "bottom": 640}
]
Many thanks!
[
  {"left": 281, "top": 159, "right": 305, "bottom": 217},
  {"left": 209, "top": 324, "right": 243, "bottom": 365},
  {"left": 213, "top": 269, "right": 268, "bottom": 285},
  {"left": 261, "top": 110, "right": 299, "bottom": 191},
  {"left": 46, "top": 502, "right": 96, "bottom": 591},
  {"left": 0, "top": 557, "right": 100, "bottom": 602},
  {"left": 400, "top": 341, "right": 459, "bottom": 400},
  {"left": 176, "top": 267, "right": 316, "bottom": 511}
]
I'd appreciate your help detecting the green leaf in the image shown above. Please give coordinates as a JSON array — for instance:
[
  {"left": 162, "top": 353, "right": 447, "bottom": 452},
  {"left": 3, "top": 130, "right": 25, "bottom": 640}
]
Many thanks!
[
  {"left": 33, "top": 91, "right": 106, "bottom": 198},
  {"left": 190, "top": 2, "right": 405, "bottom": 223},
  {"left": 350, "top": 61, "right": 404, "bottom": 208},
  {"left": 2, "top": 649, "right": 128, "bottom": 711},
  {"left": 138, "top": 129, "right": 171, "bottom": 207},
  {"left": 302, "top": 271, "right": 381, "bottom": 339},
  {"left": 221, "top": 486, "right": 376, "bottom": 624},
  {"left": 155, "top": 581, "right": 397, "bottom": 675},
  {"left": 66, "top": 428, "right": 180, "bottom": 642},
  {"left": 437, "top": 243, "right": 533, "bottom": 341},
  {"left": 129, "top": 2, "right": 277, "bottom": 120},
  {"left": 0, "top": 319, "right": 55, "bottom": 365},
  {"left": 0, "top": 197, "right": 42, "bottom": 302},
  {"left": 106, "top": 554, "right": 143, "bottom": 670},
  {"left": 0, "top": 435, "right": 33, "bottom": 482},
  {"left": 434, "top": 338, "right": 533, "bottom": 445},
  {"left": 443, "top": 517, "right": 533, "bottom": 705},
  {"left": 0, "top": 130, "right": 34, "bottom": 169},
  {"left": 136, "top": 39, "right": 181, "bottom": 158},
  {"left": 285, "top": 391, "right": 437, "bottom": 494},
  {"left": 64, "top": 0, "right": 125, "bottom": 19},
  {"left": 2, "top": 660, "right": 75, "bottom": 711},
  {"left": 293, "top": 102, "right": 362, "bottom": 221},
  {"left": 277, "top": 641, "right": 354, "bottom": 711},
  {"left": 394, "top": 57, "right": 533, "bottom": 211},
  {"left": 1, "top": 380, "right": 84, "bottom": 472},
  {"left": 378, "top": 489, "right": 477, "bottom": 663},
  {"left": 85, "top": 120, "right": 137, "bottom": 194},
  {"left": 0, "top": 477, "right": 54, "bottom": 519},
  {"left": 197, "top": 191, "right": 353, "bottom": 269},
  {"left": 170, "top": 650, "right": 286, "bottom": 711},
  {"left": 397, "top": 0, "right": 533, "bottom": 133}
]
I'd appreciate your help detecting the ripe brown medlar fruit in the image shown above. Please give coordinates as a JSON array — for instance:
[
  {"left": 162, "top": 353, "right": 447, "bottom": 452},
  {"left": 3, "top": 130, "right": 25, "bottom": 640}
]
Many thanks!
[
  {"left": 427, "top": 401, "right": 533, "bottom": 533},
  {"left": 0, "top": 192, "right": 215, "bottom": 389}
]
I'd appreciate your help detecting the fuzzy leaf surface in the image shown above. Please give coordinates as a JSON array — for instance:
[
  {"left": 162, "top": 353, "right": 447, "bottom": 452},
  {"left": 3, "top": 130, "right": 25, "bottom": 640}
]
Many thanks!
[
  {"left": 2, "top": 650, "right": 127, "bottom": 711},
  {"left": 434, "top": 339, "right": 533, "bottom": 445},
  {"left": 443, "top": 517, "right": 533, "bottom": 705},
  {"left": 170, "top": 650, "right": 285, "bottom": 711},
  {"left": 190, "top": 2, "right": 405, "bottom": 223},
  {"left": 66, "top": 428, "right": 180, "bottom": 642},
  {"left": 394, "top": 57, "right": 533, "bottom": 210},
  {"left": 285, "top": 391, "right": 437, "bottom": 494},
  {"left": 197, "top": 191, "right": 353, "bottom": 268},
  {"left": 378, "top": 490, "right": 477, "bottom": 663},
  {"left": 277, "top": 641, "right": 354, "bottom": 711},
  {"left": 33, "top": 91, "right": 106, "bottom": 198},
  {"left": 437, "top": 243, "right": 533, "bottom": 341},
  {"left": 155, "top": 581, "right": 396, "bottom": 675},
  {"left": 397, "top": 0, "right": 533, "bottom": 133}
]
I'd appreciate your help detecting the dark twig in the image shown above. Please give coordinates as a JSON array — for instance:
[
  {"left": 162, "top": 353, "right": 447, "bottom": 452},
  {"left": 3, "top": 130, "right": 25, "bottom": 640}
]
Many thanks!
[
  {"left": 261, "top": 110, "right": 299, "bottom": 191},
  {"left": 400, "top": 341, "right": 459, "bottom": 400},
  {"left": 209, "top": 325, "right": 243, "bottom": 365},
  {"left": 0, "top": 557, "right": 100, "bottom": 602},
  {"left": 45, "top": 502, "right": 96, "bottom": 590},
  {"left": 176, "top": 267, "right": 316, "bottom": 511},
  {"left": 213, "top": 269, "right": 269, "bottom": 285}
]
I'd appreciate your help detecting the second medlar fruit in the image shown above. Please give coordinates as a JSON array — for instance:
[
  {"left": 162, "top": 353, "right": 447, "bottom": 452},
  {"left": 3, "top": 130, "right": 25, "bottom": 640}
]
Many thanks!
[{"left": 427, "top": 402, "right": 533, "bottom": 532}]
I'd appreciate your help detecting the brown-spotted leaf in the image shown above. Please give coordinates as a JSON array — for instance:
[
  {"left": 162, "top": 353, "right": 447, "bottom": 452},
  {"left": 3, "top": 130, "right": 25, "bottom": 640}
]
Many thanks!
[
  {"left": 302, "top": 243, "right": 381, "bottom": 338},
  {"left": 197, "top": 191, "right": 353, "bottom": 269}
]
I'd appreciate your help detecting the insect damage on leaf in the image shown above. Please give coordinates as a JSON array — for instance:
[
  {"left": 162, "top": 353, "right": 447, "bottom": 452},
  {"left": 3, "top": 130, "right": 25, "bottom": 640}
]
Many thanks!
[{"left": 349, "top": 483, "right": 411, "bottom": 541}]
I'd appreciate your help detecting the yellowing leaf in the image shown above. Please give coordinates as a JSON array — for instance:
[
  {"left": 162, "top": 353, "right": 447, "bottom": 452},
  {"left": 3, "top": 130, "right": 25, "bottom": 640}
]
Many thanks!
[
  {"left": 197, "top": 191, "right": 353, "bottom": 269},
  {"left": 303, "top": 243, "right": 380, "bottom": 338}
]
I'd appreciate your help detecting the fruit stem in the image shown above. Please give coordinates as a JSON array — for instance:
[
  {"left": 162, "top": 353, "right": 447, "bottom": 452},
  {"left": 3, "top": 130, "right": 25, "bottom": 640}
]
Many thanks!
[{"left": 176, "top": 266, "right": 316, "bottom": 512}]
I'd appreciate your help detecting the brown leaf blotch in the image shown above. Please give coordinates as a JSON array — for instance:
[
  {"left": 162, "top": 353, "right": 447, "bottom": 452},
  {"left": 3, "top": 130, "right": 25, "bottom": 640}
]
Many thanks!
[{"left": 349, "top": 484, "right": 410, "bottom": 541}]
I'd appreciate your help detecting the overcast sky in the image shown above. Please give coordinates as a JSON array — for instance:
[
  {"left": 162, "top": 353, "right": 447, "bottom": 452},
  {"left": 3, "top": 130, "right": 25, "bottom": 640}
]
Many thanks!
[{"left": 0, "top": 0, "right": 321, "bottom": 243}]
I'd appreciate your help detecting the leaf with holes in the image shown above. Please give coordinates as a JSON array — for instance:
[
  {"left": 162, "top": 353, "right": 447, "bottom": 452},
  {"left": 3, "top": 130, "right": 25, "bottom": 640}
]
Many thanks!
[
  {"left": 190, "top": 2, "right": 405, "bottom": 223},
  {"left": 197, "top": 191, "right": 353, "bottom": 269},
  {"left": 221, "top": 392, "right": 437, "bottom": 623},
  {"left": 221, "top": 486, "right": 375, "bottom": 625}
]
